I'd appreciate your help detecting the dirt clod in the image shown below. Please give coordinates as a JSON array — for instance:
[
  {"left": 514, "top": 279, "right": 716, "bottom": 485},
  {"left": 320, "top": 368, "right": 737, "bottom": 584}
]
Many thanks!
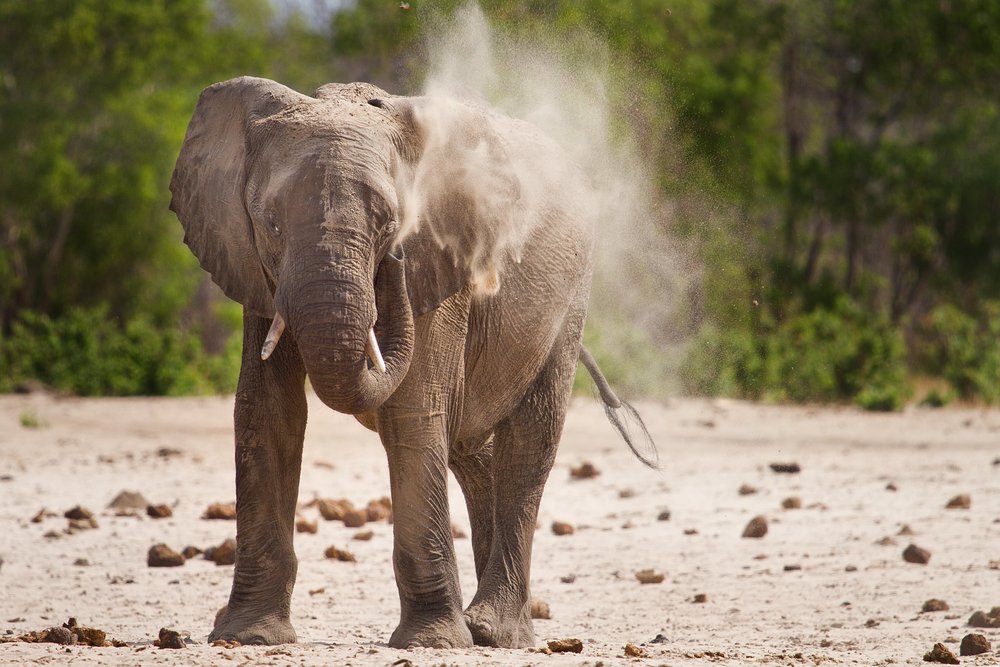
[
  {"left": 206, "top": 538, "right": 236, "bottom": 565},
  {"left": 657, "top": 510, "right": 671, "bottom": 521},
  {"left": 295, "top": 517, "right": 318, "bottom": 534},
  {"left": 43, "top": 627, "right": 74, "bottom": 645},
  {"left": 968, "top": 609, "right": 1000, "bottom": 628},
  {"left": 898, "top": 524, "right": 915, "bottom": 536},
  {"left": 451, "top": 523, "right": 467, "bottom": 538},
  {"left": 945, "top": 494, "right": 971, "bottom": 509},
  {"left": 155, "top": 628, "right": 185, "bottom": 649},
  {"left": 693, "top": 593, "right": 708, "bottom": 603},
  {"left": 738, "top": 484, "right": 758, "bottom": 495},
  {"left": 960, "top": 633, "right": 991, "bottom": 656},
  {"left": 146, "top": 504, "right": 172, "bottom": 519},
  {"left": 903, "top": 544, "right": 931, "bottom": 565},
  {"left": 769, "top": 462, "right": 801, "bottom": 474},
  {"left": 922, "top": 599, "right": 949, "bottom": 613},
  {"left": 63, "top": 506, "right": 93, "bottom": 521},
  {"left": 352, "top": 530, "right": 374, "bottom": 541},
  {"left": 202, "top": 502, "right": 236, "bottom": 520},
  {"left": 570, "top": 462, "right": 600, "bottom": 480},
  {"left": 107, "top": 490, "right": 149, "bottom": 510},
  {"left": 781, "top": 496, "right": 802, "bottom": 509},
  {"left": 923, "top": 642, "right": 959, "bottom": 664},
  {"left": 324, "top": 546, "right": 356, "bottom": 562},
  {"left": 635, "top": 569, "right": 665, "bottom": 584},
  {"left": 742, "top": 515, "right": 768, "bottom": 538},
  {"left": 624, "top": 643, "right": 648, "bottom": 657},
  {"left": 530, "top": 598, "right": 551, "bottom": 619},
  {"left": 547, "top": 638, "right": 583, "bottom": 653},
  {"left": 316, "top": 498, "right": 354, "bottom": 521},
  {"left": 30, "top": 508, "right": 54, "bottom": 523},
  {"left": 365, "top": 497, "right": 392, "bottom": 522},
  {"left": 73, "top": 558, "right": 89, "bottom": 566},
  {"left": 552, "top": 521, "right": 574, "bottom": 536},
  {"left": 147, "top": 544, "right": 185, "bottom": 568},
  {"left": 181, "top": 546, "right": 202, "bottom": 559},
  {"left": 342, "top": 509, "right": 367, "bottom": 528}
]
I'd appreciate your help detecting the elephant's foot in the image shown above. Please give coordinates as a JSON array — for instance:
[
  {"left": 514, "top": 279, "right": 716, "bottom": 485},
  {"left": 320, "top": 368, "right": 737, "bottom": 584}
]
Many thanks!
[
  {"left": 464, "top": 598, "right": 534, "bottom": 648},
  {"left": 209, "top": 604, "right": 297, "bottom": 645},
  {"left": 389, "top": 612, "right": 474, "bottom": 649}
]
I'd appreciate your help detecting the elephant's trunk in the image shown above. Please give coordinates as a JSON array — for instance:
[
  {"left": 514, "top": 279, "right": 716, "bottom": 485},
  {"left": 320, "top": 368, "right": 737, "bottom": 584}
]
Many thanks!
[{"left": 276, "top": 234, "right": 413, "bottom": 415}]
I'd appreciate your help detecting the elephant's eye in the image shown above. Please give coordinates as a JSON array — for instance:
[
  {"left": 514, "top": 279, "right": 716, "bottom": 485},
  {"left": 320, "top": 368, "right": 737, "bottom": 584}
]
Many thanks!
[{"left": 263, "top": 210, "right": 281, "bottom": 237}]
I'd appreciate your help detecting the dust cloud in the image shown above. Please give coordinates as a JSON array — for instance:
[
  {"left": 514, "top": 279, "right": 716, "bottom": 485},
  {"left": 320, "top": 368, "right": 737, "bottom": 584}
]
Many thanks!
[{"left": 404, "top": 3, "right": 699, "bottom": 396}]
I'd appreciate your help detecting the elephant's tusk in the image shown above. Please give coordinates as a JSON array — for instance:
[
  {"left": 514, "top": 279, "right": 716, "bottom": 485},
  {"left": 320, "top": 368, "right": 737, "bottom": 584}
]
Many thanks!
[
  {"left": 260, "top": 313, "right": 286, "bottom": 361},
  {"left": 366, "top": 327, "right": 386, "bottom": 373}
]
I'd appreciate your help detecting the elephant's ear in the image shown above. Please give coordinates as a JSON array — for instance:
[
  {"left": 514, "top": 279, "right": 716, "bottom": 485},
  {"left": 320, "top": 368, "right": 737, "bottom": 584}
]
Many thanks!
[
  {"left": 370, "top": 96, "right": 525, "bottom": 315},
  {"left": 170, "top": 76, "right": 307, "bottom": 317}
]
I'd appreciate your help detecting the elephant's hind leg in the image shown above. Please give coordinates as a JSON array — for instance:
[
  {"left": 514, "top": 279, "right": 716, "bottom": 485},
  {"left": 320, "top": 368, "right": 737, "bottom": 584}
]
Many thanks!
[
  {"left": 464, "top": 313, "right": 584, "bottom": 648},
  {"left": 210, "top": 312, "right": 307, "bottom": 645}
]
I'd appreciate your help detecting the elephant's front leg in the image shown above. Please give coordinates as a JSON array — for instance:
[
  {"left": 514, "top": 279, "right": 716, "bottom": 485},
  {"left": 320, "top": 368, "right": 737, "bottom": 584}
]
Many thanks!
[{"left": 210, "top": 312, "right": 307, "bottom": 645}]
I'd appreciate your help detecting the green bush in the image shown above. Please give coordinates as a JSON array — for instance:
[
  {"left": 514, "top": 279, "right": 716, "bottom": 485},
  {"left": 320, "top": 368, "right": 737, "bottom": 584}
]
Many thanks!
[
  {"left": 683, "top": 297, "right": 910, "bottom": 410},
  {"left": 921, "top": 302, "right": 1000, "bottom": 403},
  {"left": 0, "top": 305, "right": 239, "bottom": 396}
]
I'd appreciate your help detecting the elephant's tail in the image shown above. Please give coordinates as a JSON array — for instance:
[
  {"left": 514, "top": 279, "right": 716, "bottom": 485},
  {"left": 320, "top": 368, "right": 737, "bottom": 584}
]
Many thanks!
[{"left": 579, "top": 346, "right": 659, "bottom": 469}]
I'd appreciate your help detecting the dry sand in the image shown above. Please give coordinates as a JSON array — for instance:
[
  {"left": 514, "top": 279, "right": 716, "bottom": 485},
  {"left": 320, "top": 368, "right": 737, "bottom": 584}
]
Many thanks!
[{"left": 1, "top": 392, "right": 999, "bottom": 665}]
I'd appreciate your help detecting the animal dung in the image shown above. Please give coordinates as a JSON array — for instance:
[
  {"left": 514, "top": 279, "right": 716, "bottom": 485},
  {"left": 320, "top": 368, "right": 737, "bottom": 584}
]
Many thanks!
[
  {"left": 205, "top": 538, "right": 236, "bottom": 565},
  {"left": 902, "top": 544, "right": 931, "bottom": 565},
  {"left": 181, "top": 546, "right": 202, "bottom": 559},
  {"left": 295, "top": 517, "right": 318, "bottom": 534},
  {"left": 781, "top": 496, "right": 802, "bottom": 510},
  {"left": 967, "top": 608, "right": 1000, "bottom": 628},
  {"left": 146, "top": 504, "right": 172, "bottom": 519},
  {"left": 657, "top": 510, "right": 671, "bottom": 521},
  {"left": 352, "top": 530, "right": 374, "bottom": 541},
  {"left": 742, "top": 515, "right": 768, "bottom": 539},
  {"left": 692, "top": 593, "right": 708, "bottom": 603},
  {"left": 316, "top": 498, "right": 354, "bottom": 521},
  {"left": 769, "top": 462, "right": 801, "bottom": 474},
  {"left": 960, "top": 633, "right": 991, "bottom": 656},
  {"left": 547, "top": 638, "right": 583, "bottom": 653},
  {"left": 342, "top": 509, "right": 367, "bottom": 528},
  {"left": 202, "top": 502, "right": 236, "bottom": 520},
  {"left": 451, "top": 523, "right": 467, "bottom": 538},
  {"left": 530, "top": 597, "right": 551, "bottom": 619},
  {"left": 738, "top": 484, "right": 758, "bottom": 496},
  {"left": 923, "top": 642, "right": 959, "bottom": 664},
  {"left": 551, "top": 521, "right": 574, "bottom": 536},
  {"left": 147, "top": 544, "right": 185, "bottom": 568},
  {"left": 922, "top": 599, "right": 949, "bottom": 613},
  {"left": 154, "top": 628, "right": 186, "bottom": 649},
  {"left": 107, "top": 490, "right": 149, "bottom": 510},
  {"left": 324, "top": 546, "right": 357, "bottom": 562},
  {"left": 365, "top": 497, "right": 392, "bottom": 522},
  {"left": 569, "top": 461, "right": 600, "bottom": 480},
  {"left": 63, "top": 506, "right": 93, "bottom": 521},
  {"left": 635, "top": 569, "right": 665, "bottom": 584},
  {"left": 623, "top": 643, "right": 648, "bottom": 657},
  {"left": 945, "top": 494, "right": 971, "bottom": 509}
]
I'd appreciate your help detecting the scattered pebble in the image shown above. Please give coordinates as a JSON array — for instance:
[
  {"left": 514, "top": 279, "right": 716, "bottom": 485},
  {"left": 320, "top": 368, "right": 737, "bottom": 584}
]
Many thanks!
[
  {"left": 324, "top": 546, "right": 356, "bottom": 562},
  {"left": 155, "top": 628, "right": 186, "bottom": 649},
  {"left": 692, "top": 593, "right": 708, "bottom": 603},
  {"left": 683, "top": 528, "right": 698, "bottom": 535},
  {"left": 295, "top": 518, "right": 318, "bottom": 534},
  {"left": 307, "top": 587, "right": 325, "bottom": 596},
  {"left": 547, "top": 638, "right": 583, "bottom": 653},
  {"left": 885, "top": 482, "right": 898, "bottom": 491},
  {"left": 898, "top": 524, "right": 915, "bottom": 536},
  {"left": 560, "top": 574, "right": 576, "bottom": 584},
  {"left": 107, "top": 491, "right": 149, "bottom": 510},
  {"left": 365, "top": 497, "right": 392, "bottom": 522},
  {"left": 63, "top": 506, "right": 93, "bottom": 521},
  {"left": 147, "top": 544, "right": 185, "bottom": 568},
  {"left": 635, "top": 569, "right": 665, "bottom": 584},
  {"left": 552, "top": 521, "right": 574, "bottom": 536},
  {"left": 569, "top": 462, "right": 600, "bottom": 480},
  {"left": 619, "top": 488, "right": 636, "bottom": 499},
  {"left": 657, "top": 510, "right": 671, "bottom": 521},
  {"left": 202, "top": 502, "right": 236, "bottom": 520},
  {"left": 922, "top": 599, "right": 949, "bottom": 613},
  {"left": 742, "top": 515, "right": 768, "bottom": 539},
  {"left": 845, "top": 564, "right": 857, "bottom": 572},
  {"left": 738, "top": 484, "right": 758, "bottom": 496},
  {"left": 530, "top": 598, "right": 551, "bottom": 619},
  {"left": 960, "top": 633, "right": 991, "bottom": 656},
  {"left": 923, "top": 642, "right": 959, "bottom": 664},
  {"left": 342, "top": 509, "right": 367, "bottom": 528},
  {"left": 968, "top": 608, "right": 1000, "bottom": 628},
  {"left": 181, "top": 546, "right": 202, "bottom": 559},
  {"left": 30, "top": 508, "right": 54, "bottom": 523},
  {"left": 353, "top": 530, "right": 374, "bottom": 541},
  {"left": 783, "top": 564, "right": 802, "bottom": 571},
  {"left": 945, "top": 494, "right": 971, "bottom": 510},
  {"left": 781, "top": 496, "right": 802, "bottom": 510},
  {"left": 73, "top": 558, "right": 89, "bottom": 567},
  {"left": 650, "top": 633, "right": 668, "bottom": 643},
  {"left": 769, "top": 462, "right": 801, "bottom": 474},
  {"left": 316, "top": 498, "right": 353, "bottom": 521},
  {"left": 146, "top": 504, "right": 172, "bottom": 519},
  {"left": 902, "top": 544, "right": 931, "bottom": 565},
  {"left": 43, "top": 626, "right": 74, "bottom": 645},
  {"left": 624, "top": 643, "right": 648, "bottom": 657},
  {"left": 206, "top": 538, "right": 236, "bottom": 566}
]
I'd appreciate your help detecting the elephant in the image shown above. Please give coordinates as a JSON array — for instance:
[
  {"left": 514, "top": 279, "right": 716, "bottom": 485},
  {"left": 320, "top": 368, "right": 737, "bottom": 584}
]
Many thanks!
[{"left": 169, "top": 76, "right": 655, "bottom": 649}]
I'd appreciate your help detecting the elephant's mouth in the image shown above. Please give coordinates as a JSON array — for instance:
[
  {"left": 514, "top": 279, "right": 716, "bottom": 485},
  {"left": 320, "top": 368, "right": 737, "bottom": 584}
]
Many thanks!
[{"left": 260, "top": 310, "right": 386, "bottom": 374}]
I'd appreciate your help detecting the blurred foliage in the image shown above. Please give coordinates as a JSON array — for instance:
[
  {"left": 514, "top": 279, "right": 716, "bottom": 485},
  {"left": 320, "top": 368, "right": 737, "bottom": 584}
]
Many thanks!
[{"left": 1, "top": 0, "right": 998, "bottom": 404}]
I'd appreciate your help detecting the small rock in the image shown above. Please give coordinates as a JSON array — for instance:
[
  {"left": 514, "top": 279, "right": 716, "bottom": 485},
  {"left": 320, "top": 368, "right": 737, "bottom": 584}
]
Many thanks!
[
  {"left": 738, "top": 484, "right": 758, "bottom": 496},
  {"left": 202, "top": 502, "right": 236, "bottom": 520},
  {"left": 67, "top": 517, "right": 99, "bottom": 531},
  {"left": 960, "top": 633, "right": 991, "bottom": 656},
  {"left": 107, "top": 490, "right": 149, "bottom": 510},
  {"left": 922, "top": 599, "right": 949, "bottom": 613},
  {"left": 569, "top": 462, "right": 600, "bottom": 480},
  {"left": 342, "top": 509, "right": 367, "bottom": 528},
  {"left": 692, "top": 593, "right": 708, "bottom": 603},
  {"left": 316, "top": 498, "right": 354, "bottom": 521},
  {"left": 781, "top": 496, "right": 802, "bottom": 510},
  {"left": 530, "top": 598, "right": 551, "bottom": 619},
  {"left": 155, "top": 628, "right": 186, "bottom": 649},
  {"left": 307, "top": 587, "right": 325, "bottom": 596},
  {"left": 624, "top": 643, "right": 648, "bottom": 657},
  {"left": 903, "top": 544, "right": 931, "bottom": 565},
  {"left": 769, "top": 462, "right": 801, "bottom": 474},
  {"left": 324, "top": 546, "right": 356, "bottom": 562},
  {"left": 352, "top": 530, "right": 374, "bottom": 541},
  {"left": 875, "top": 536, "right": 898, "bottom": 546},
  {"left": 63, "top": 506, "right": 93, "bottom": 521},
  {"left": 783, "top": 564, "right": 802, "bottom": 571},
  {"left": 650, "top": 633, "right": 668, "bottom": 643},
  {"left": 885, "top": 482, "right": 898, "bottom": 491},
  {"left": 147, "top": 544, "right": 185, "bottom": 568},
  {"left": 295, "top": 517, "right": 318, "bottom": 534},
  {"left": 42, "top": 627, "right": 74, "bottom": 645},
  {"left": 30, "top": 508, "right": 52, "bottom": 523},
  {"left": 207, "top": 538, "right": 236, "bottom": 565},
  {"left": 898, "top": 524, "right": 915, "bottom": 536},
  {"left": 742, "top": 515, "right": 768, "bottom": 538},
  {"left": 635, "top": 569, "right": 665, "bottom": 584},
  {"left": 146, "top": 504, "right": 172, "bottom": 519},
  {"left": 923, "top": 642, "right": 959, "bottom": 664},
  {"left": 845, "top": 564, "right": 858, "bottom": 572},
  {"left": 946, "top": 494, "right": 971, "bottom": 510},
  {"left": 968, "top": 609, "right": 1000, "bottom": 628},
  {"left": 552, "top": 521, "right": 574, "bottom": 536},
  {"left": 619, "top": 488, "right": 636, "bottom": 499},
  {"left": 365, "top": 497, "right": 392, "bottom": 522},
  {"left": 451, "top": 523, "right": 467, "bottom": 539},
  {"left": 560, "top": 574, "right": 576, "bottom": 584},
  {"left": 181, "top": 546, "right": 202, "bottom": 559},
  {"left": 656, "top": 510, "right": 671, "bottom": 521},
  {"left": 547, "top": 638, "right": 583, "bottom": 653},
  {"left": 73, "top": 558, "right": 89, "bottom": 566}
]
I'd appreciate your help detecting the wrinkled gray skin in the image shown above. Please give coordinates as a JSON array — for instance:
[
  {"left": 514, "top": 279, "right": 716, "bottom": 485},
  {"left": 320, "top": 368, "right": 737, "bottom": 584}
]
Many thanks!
[{"left": 170, "top": 76, "right": 609, "bottom": 649}]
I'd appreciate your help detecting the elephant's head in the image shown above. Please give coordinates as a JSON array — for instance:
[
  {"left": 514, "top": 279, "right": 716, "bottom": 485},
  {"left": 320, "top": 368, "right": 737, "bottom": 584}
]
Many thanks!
[{"left": 169, "top": 77, "right": 522, "bottom": 414}]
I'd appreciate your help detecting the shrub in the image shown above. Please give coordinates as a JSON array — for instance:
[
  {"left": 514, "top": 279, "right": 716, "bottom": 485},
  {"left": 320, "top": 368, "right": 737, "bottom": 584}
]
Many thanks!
[{"left": 921, "top": 301, "right": 1000, "bottom": 403}]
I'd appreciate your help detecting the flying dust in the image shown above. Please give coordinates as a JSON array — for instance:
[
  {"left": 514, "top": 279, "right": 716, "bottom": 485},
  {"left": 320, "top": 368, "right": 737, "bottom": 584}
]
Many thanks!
[{"left": 401, "top": 3, "right": 700, "bottom": 396}]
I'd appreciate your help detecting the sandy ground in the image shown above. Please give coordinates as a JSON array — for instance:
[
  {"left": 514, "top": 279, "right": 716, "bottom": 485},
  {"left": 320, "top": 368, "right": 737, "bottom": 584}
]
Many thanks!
[{"left": 1, "top": 392, "right": 999, "bottom": 666}]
